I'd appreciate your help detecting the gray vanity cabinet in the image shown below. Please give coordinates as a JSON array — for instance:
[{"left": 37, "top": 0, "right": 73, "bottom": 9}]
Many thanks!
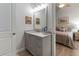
[{"left": 25, "top": 33, "right": 51, "bottom": 56}]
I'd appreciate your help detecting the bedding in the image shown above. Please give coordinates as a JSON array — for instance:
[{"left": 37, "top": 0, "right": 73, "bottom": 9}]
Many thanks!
[{"left": 56, "top": 31, "right": 74, "bottom": 48}]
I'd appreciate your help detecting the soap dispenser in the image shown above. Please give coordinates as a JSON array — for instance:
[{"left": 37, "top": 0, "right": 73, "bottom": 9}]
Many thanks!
[
  {"left": 42, "top": 26, "right": 47, "bottom": 32},
  {"left": 44, "top": 26, "right": 47, "bottom": 32}
]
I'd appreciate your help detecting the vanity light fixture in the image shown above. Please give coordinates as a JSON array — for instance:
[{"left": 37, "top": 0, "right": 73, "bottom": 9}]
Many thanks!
[
  {"left": 58, "top": 3, "right": 65, "bottom": 8},
  {"left": 32, "top": 4, "right": 48, "bottom": 12},
  {"left": 58, "top": 3, "right": 70, "bottom": 8}
]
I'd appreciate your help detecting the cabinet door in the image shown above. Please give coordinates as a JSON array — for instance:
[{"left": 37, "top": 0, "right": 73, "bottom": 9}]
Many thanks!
[
  {"left": 25, "top": 33, "right": 30, "bottom": 50},
  {"left": 31, "top": 35, "right": 42, "bottom": 56},
  {"left": 42, "top": 36, "right": 51, "bottom": 56},
  {"left": 34, "top": 36, "right": 42, "bottom": 56},
  {"left": 25, "top": 33, "right": 42, "bottom": 56},
  {"left": 29, "top": 35, "right": 35, "bottom": 55}
]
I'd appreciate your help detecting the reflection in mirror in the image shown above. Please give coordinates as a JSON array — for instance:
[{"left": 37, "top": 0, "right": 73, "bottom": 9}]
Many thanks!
[{"left": 33, "top": 8, "right": 47, "bottom": 32}]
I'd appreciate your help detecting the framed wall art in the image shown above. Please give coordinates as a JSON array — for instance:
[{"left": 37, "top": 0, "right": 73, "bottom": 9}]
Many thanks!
[
  {"left": 58, "top": 16, "right": 69, "bottom": 24},
  {"left": 25, "top": 16, "right": 32, "bottom": 24},
  {"left": 36, "top": 18, "right": 40, "bottom": 25}
]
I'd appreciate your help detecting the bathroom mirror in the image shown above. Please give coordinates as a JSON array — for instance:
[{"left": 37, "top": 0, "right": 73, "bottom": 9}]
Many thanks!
[{"left": 33, "top": 8, "right": 47, "bottom": 32}]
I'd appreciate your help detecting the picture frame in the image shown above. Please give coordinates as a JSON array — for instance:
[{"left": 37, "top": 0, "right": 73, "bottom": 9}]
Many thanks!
[
  {"left": 25, "top": 16, "right": 32, "bottom": 24},
  {"left": 36, "top": 18, "right": 40, "bottom": 25},
  {"left": 58, "top": 16, "right": 69, "bottom": 24}
]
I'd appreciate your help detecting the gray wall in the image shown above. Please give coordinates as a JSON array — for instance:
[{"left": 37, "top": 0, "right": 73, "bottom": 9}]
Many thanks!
[
  {"left": 56, "top": 3, "right": 79, "bottom": 32},
  {"left": 13, "top": 3, "right": 33, "bottom": 51},
  {"left": 12, "top": 3, "right": 56, "bottom": 54}
]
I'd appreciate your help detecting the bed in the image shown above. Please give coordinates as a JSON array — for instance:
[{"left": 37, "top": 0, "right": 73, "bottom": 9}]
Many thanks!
[
  {"left": 56, "top": 31, "right": 74, "bottom": 48},
  {"left": 56, "top": 16, "right": 74, "bottom": 48}
]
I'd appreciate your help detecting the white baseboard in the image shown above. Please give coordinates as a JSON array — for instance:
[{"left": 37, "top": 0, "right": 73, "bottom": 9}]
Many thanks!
[{"left": 17, "top": 48, "right": 25, "bottom": 52}]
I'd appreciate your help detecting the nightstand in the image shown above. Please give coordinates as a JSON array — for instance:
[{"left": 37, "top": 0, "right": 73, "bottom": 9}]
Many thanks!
[{"left": 73, "top": 32, "right": 79, "bottom": 40}]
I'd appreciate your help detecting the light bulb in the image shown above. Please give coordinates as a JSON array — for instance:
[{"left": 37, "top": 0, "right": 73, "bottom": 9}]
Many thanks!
[
  {"left": 59, "top": 4, "right": 65, "bottom": 8},
  {"left": 32, "top": 4, "right": 48, "bottom": 13}
]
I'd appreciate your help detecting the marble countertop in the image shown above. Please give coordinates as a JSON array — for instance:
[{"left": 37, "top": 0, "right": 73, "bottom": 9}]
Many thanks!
[{"left": 24, "top": 30, "right": 51, "bottom": 38}]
